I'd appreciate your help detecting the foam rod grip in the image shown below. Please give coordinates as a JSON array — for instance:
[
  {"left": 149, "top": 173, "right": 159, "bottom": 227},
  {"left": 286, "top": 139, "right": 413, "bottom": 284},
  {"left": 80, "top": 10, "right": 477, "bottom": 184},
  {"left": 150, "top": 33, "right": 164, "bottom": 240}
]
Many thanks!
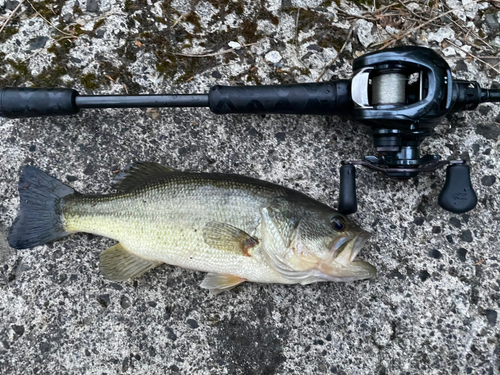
[
  {"left": 0, "top": 88, "right": 79, "bottom": 118},
  {"left": 208, "top": 80, "right": 352, "bottom": 115}
]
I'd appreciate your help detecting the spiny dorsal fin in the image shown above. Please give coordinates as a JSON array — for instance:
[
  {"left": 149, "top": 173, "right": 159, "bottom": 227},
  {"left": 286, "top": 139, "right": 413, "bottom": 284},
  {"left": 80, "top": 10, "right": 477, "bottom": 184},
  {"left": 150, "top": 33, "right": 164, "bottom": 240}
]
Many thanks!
[
  {"left": 202, "top": 221, "right": 258, "bottom": 257},
  {"left": 113, "top": 162, "right": 179, "bottom": 192},
  {"left": 100, "top": 243, "right": 163, "bottom": 281},
  {"left": 200, "top": 273, "right": 246, "bottom": 294}
]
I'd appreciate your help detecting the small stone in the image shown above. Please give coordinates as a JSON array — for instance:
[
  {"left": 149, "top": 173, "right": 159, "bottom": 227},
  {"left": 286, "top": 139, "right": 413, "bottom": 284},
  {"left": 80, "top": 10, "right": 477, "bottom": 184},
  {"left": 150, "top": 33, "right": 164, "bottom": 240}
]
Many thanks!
[
  {"left": 11, "top": 325, "right": 24, "bottom": 336},
  {"left": 460, "top": 230, "right": 473, "bottom": 243},
  {"left": 449, "top": 217, "right": 461, "bottom": 229},
  {"left": 432, "top": 226, "right": 441, "bottom": 234},
  {"left": 485, "top": 309, "right": 497, "bottom": 326},
  {"left": 414, "top": 217, "right": 424, "bottom": 226},
  {"left": 275, "top": 132, "right": 286, "bottom": 142},
  {"left": 455, "top": 60, "right": 468, "bottom": 72},
  {"left": 356, "top": 20, "right": 376, "bottom": 48},
  {"left": 28, "top": 36, "right": 49, "bottom": 51},
  {"left": 457, "top": 248, "right": 467, "bottom": 262},
  {"left": 86, "top": 0, "right": 99, "bottom": 13},
  {"left": 264, "top": 51, "right": 282, "bottom": 64},
  {"left": 481, "top": 176, "right": 496, "bottom": 187},
  {"left": 476, "top": 123, "right": 500, "bottom": 140},
  {"left": 187, "top": 319, "right": 199, "bottom": 329},
  {"left": 484, "top": 14, "right": 500, "bottom": 33},
  {"left": 427, "top": 27, "right": 455, "bottom": 43},
  {"left": 442, "top": 47, "right": 456, "bottom": 57},
  {"left": 66, "top": 175, "right": 78, "bottom": 182},
  {"left": 419, "top": 270, "right": 431, "bottom": 282},
  {"left": 98, "top": 294, "right": 110, "bottom": 308},
  {"left": 120, "top": 295, "right": 131, "bottom": 309},
  {"left": 6, "top": 1, "right": 19, "bottom": 11},
  {"left": 472, "top": 144, "right": 480, "bottom": 155},
  {"left": 83, "top": 164, "right": 95, "bottom": 175},
  {"left": 429, "top": 249, "right": 442, "bottom": 259},
  {"left": 228, "top": 41, "right": 241, "bottom": 49},
  {"left": 40, "top": 342, "right": 51, "bottom": 353},
  {"left": 211, "top": 71, "right": 222, "bottom": 79},
  {"left": 307, "top": 44, "right": 322, "bottom": 51},
  {"left": 29, "top": 145, "right": 36, "bottom": 152}
]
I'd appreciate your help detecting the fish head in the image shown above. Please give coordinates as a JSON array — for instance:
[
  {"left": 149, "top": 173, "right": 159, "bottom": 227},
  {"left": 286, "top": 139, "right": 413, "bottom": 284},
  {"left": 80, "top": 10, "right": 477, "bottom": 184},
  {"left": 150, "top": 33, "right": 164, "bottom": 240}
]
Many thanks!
[{"left": 286, "top": 207, "right": 376, "bottom": 282}]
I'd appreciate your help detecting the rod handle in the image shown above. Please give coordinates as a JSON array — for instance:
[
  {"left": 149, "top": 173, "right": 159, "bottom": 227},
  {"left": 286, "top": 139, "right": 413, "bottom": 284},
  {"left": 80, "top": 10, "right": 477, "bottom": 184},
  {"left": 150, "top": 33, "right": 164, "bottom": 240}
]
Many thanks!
[
  {"left": 0, "top": 88, "right": 79, "bottom": 118},
  {"left": 208, "top": 80, "right": 352, "bottom": 115}
]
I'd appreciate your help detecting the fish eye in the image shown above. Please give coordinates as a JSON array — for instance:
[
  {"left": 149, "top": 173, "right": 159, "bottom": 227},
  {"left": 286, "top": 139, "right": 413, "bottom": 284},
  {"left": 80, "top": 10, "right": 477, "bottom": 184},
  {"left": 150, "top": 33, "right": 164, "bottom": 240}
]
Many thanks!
[{"left": 330, "top": 215, "right": 346, "bottom": 231}]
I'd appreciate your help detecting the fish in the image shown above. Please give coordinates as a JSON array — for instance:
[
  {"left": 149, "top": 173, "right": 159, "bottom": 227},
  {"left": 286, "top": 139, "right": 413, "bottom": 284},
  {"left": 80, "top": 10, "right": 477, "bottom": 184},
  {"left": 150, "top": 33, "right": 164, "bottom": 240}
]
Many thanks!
[{"left": 7, "top": 162, "right": 376, "bottom": 293}]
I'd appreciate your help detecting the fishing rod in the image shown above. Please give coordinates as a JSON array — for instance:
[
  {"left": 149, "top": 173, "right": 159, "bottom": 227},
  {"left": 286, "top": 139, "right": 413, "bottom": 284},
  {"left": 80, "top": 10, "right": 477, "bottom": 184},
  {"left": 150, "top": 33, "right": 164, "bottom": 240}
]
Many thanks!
[{"left": 2, "top": 46, "right": 499, "bottom": 214}]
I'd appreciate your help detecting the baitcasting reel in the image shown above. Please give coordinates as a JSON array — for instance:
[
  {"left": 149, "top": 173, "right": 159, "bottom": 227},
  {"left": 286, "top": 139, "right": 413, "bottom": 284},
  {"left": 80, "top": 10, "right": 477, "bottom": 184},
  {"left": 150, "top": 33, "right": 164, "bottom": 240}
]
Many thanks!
[{"left": 1, "top": 46, "right": 499, "bottom": 214}]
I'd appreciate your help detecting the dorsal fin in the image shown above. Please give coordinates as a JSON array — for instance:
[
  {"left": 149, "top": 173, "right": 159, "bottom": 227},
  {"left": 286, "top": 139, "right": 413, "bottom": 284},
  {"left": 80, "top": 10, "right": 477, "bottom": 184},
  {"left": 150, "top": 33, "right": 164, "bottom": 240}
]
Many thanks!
[{"left": 113, "top": 162, "right": 179, "bottom": 192}]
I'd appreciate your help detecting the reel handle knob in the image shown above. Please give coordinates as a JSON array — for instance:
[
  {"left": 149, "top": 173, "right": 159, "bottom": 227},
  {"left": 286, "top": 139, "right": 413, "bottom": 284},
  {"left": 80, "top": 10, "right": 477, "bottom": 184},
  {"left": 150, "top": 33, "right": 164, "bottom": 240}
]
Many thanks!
[
  {"left": 438, "top": 164, "right": 477, "bottom": 213},
  {"left": 338, "top": 165, "right": 357, "bottom": 214}
]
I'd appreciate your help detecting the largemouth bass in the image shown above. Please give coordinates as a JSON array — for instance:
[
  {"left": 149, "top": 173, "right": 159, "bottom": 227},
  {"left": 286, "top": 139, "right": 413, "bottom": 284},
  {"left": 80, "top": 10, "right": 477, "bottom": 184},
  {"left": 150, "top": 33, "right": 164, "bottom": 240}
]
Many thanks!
[{"left": 8, "top": 162, "right": 376, "bottom": 293}]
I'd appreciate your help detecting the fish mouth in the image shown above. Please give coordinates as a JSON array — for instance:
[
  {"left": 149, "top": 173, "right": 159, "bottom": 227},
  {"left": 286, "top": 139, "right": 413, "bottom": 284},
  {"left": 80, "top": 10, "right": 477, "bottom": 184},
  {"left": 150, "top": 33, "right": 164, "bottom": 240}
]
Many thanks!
[
  {"left": 322, "top": 232, "right": 376, "bottom": 281},
  {"left": 351, "top": 232, "right": 371, "bottom": 262},
  {"left": 329, "top": 232, "right": 370, "bottom": 261},
  {"left": 329, "top": 236, "right": 351, "bottom": 257}
]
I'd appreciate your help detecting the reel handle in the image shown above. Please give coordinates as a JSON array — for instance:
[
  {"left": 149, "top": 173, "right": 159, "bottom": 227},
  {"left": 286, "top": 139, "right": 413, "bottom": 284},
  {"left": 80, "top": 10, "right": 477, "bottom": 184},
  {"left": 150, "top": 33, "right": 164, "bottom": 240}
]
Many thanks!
[
  {"left": 438, "top": 164, "right": 477, "bottom": 213},
  {"left": 339, "top": 161, "right": 477, "bottom": 214},
  {"left": 338, "top": 165, "right": 358, "bottom": 214}
]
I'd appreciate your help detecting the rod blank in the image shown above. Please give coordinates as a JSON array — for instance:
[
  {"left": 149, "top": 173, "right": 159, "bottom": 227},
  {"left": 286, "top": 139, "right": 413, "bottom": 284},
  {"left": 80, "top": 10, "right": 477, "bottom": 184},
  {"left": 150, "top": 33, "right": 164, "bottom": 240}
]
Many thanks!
[{"left": 75, "top": 94, "right": 209, "bottom": 108}]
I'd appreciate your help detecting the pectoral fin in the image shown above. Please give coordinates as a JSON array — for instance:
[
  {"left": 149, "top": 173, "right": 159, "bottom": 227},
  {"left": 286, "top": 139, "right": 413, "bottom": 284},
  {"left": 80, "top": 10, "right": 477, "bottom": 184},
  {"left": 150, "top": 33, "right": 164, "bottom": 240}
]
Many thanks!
[
  {"left": 100, "top": 243, "right": 163, "bottom": 281},
  {"left": 202, "top": 222, "right": 258, "bottom": 257},
  {"left": 200, "top": 273, "right": 246, "bottom": 294}
]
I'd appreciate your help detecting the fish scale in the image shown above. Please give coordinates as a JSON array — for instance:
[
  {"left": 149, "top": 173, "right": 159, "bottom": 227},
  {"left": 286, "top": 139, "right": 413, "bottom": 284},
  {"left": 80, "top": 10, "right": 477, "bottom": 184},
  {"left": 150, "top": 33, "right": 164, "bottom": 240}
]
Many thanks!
[{"left": 63, "top": 174, "right": 289, "bottom": 283}]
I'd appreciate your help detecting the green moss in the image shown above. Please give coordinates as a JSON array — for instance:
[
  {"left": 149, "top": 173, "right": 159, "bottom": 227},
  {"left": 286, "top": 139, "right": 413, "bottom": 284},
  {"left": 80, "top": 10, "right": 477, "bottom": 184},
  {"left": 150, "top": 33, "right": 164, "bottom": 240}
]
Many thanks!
[
  {"left": 31, "top": 65, "right": 67, "bottom": 86},
  {"left": 240, "top": 19, "right": 260, "bottom": 43},
  {"left": 349, "top": 0, "right": 372, "bottom": 6},
  {"left": 207, "top": 0, "right": 245, "bottom": 17},
  {"left": 93, "top": 18, "right": 106, "bottom": 31},
  {"left": 80, "top": 73, "right": 100, "bottom": 90},
  {"left": 73, "top": 4, "right": 83, "bottom": 16},
  {"left": 0, "top": 28, "right": 19, "bottom": 43},
  {"left": 185, "top": 12, "right": 202, "bottom": 33},
  {"left": 124, "top": 0, "right": 148, "bottom": 12},
  {"left": 8, "top": 60, "right": 29, "bottom": 78},
  {"left": 27, "top": 0, "right": 66, "bottom": 20},
  {"left": 0, "top": 58, "right": 68, "bottom": 87},
  {"left": 155, "top": 16, "right": 168, "bottom": 25}
]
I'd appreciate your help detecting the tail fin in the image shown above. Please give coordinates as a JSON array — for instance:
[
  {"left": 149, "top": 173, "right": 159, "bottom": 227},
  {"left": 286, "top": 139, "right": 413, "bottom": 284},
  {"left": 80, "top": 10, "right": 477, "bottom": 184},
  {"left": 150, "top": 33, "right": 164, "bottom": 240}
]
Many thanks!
[{"left": 8, "top": 166, "right": 75, "bottom": 249}]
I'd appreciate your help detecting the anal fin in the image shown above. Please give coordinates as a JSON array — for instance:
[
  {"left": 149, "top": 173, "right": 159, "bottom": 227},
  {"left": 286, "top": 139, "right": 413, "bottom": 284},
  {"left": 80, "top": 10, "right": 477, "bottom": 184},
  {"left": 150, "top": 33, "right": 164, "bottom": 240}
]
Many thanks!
[
  {"left": 200, "top": 273, "right": 246, "bottom": 294},
  {"left": 100, "top": 243, "right": 162, "bottom": 281}
]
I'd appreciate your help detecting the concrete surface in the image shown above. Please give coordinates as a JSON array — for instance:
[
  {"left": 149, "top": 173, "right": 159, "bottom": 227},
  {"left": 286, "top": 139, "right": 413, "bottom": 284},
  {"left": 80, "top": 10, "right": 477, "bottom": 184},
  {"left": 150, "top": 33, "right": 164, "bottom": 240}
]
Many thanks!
[{"left": 0, "top": 0, "right": 499, "bottom": 374}]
